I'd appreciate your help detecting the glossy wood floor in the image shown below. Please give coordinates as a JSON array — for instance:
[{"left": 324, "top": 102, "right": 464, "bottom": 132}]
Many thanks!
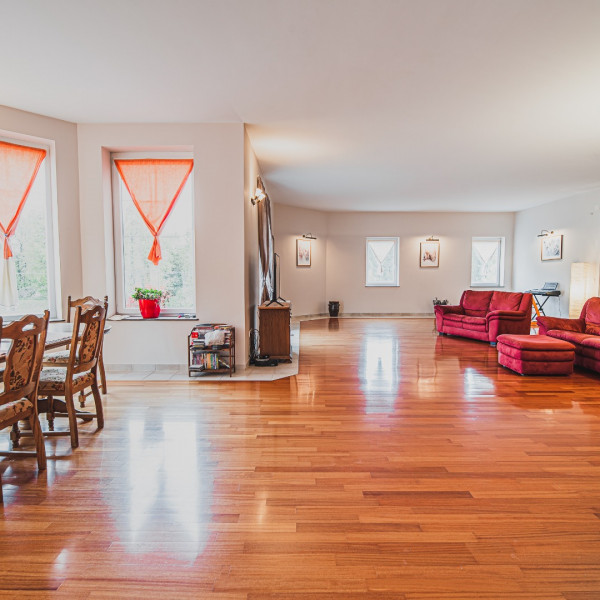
[{"left": 2, "top": 318, "right": 600, "bottom": 599}]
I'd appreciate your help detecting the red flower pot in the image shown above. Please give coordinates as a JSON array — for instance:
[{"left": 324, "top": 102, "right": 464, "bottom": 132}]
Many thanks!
[{"left": 138, "top": 299, "right": 161, "bottom": 319}]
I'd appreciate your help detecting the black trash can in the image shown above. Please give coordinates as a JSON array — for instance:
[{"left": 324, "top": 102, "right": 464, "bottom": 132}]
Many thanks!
[{"left": 328, "top": 300, "right": 340, "bottom": 317}]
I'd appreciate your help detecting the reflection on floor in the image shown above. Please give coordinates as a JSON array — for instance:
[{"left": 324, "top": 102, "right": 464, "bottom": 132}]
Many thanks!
[{"left": 2, "top": 318, "right": 600, "bottom": 598}]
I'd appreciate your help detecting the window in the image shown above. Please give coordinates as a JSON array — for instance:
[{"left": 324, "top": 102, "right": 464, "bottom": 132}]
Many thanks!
[
  {"left": 471, "top": 237, "right": 505, "bottom": 287},
  {"left": 366, "top": 237, "right": 399, "bottom": 287},
  {"left": 112, "top": 153, "right": 196, "bottom": 315},
  {"left": 0, "top": 134, "right": 59, "bottom": 318}
]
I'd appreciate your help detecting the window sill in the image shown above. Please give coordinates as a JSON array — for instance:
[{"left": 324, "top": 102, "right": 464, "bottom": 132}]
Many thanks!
[{"left": 108, "top": 314, "right": 197, "bottom": 322}]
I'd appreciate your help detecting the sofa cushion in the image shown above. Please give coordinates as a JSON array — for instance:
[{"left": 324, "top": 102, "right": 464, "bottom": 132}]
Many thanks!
[
  {"left": 489, "top": 291, "right": 522, "bottom": 312},
  {"left": 461, "top": 316, "right": 487, "bottom": 331},
  {"left": 444, "top": 313, "right": 465, "bottom": 327},
  {"left": 547, "top": 330, "right": 595, "bottom": 345},
  {"left": 462, "top": 290, "right": 493, "bottom": 317},
  {"left": 497, "top": 334, "right": 575, "bottom": 352},
  {"left": 585, "top": 324, "right": 600, "bottom": 335}
]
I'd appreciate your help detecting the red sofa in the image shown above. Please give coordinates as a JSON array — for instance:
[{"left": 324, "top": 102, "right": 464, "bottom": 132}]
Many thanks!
[
  {"left": 435, "top": 290, "right": 533, "bottom": 345},
  {"left": 537, "top": 297, "right": 600, "bottom": 373}
]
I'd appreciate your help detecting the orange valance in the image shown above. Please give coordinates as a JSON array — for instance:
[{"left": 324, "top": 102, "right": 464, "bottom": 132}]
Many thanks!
[
  {"left": 115, "top": 159, "right": 194, "bottom": 265},
  {"left": 0, "top": 141, "right": 47, "bottom": 259}
]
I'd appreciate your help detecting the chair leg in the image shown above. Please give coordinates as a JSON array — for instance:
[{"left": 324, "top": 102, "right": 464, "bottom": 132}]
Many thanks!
[
  {"left": 79, "top": 391, "right": 86, "bottom": 409},
  {"left": 0, "top": 472, "right": 3, "bottom": 504},
  {"left": 47, "top": 396, "right": 55, "bottom": 431},
  {"left": 28, "top": 413, "right": 47, "bottom": 471},
  {"left": 64, "top": 391, "right": 79, "bottom": 449},
  {"left": 99, "top": 352, "right": 108, "bottom": 395},
  {"left": 10, "top": 423, "right": 21, "bottom": 449},
  {"left": 92, "top": 382, "right": 104, "bottom": 429}
]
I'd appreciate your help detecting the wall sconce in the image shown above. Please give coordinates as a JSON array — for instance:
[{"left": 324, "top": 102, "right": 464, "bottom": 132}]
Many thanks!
[
  {"left": 537, "top": 229, "right": 555, "bottom": 237},
  {"left": 250, "top": 176, "right": 267, "bottom": 205},
  {"left": 302, "top": 233, "right": 317, "bottom": 240}
]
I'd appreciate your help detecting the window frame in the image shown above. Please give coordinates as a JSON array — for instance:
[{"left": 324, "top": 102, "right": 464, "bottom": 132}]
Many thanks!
[
  {"left": 470, "top": 236, "right": 505, "bottom": 288},
  {"left": 0, "top": 130, "right": 60, "bottom": 319},
  {"left": 365, "top": 236, "right": 400, "bottom": 287},
  {"left": 111, "top": 151, "right": 196, "bottom": 316}
]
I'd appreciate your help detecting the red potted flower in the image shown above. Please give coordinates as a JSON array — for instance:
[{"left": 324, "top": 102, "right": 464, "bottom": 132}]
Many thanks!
[{"left": 132, "top": 287, "right": 169, "bottom": 319}]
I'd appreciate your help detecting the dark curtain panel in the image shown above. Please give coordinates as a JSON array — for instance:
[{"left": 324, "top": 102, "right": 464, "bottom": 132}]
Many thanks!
[{"left": 257, "top": 196, "right": 274, "bottom": 304}]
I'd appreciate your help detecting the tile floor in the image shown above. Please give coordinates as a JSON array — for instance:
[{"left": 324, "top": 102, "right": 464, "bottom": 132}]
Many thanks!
[{"left": 106, "top": 322, "right": 301, "bottom": 382}]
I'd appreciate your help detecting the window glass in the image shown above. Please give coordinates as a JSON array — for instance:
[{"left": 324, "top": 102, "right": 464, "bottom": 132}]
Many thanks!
[
  {"left": 113, "top": 155, "right": 196, "bottom": 314},
  {"left": 366, "top": 237, "right": 399, "bottom": 286},
  {"left": 1, "top": 137, "right": 57, "bottom": 318},
  {"left": 471, "top": 237, "right": 504, "bottom": 287}
]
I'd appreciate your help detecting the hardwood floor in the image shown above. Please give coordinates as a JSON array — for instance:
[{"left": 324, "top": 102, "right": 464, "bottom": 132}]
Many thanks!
[{"left": 2, "top": 317, "right": 600, "bottom": 598}]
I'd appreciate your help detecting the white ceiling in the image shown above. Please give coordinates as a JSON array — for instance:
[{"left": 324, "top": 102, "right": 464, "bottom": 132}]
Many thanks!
[{"left": 2, "top": 0, "right": 600, "bottom": 212}]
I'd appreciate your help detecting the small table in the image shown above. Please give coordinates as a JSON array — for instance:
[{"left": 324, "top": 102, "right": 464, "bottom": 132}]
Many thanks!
[{"left": 497, "top": 334, "right": 575, "bottom": 376}]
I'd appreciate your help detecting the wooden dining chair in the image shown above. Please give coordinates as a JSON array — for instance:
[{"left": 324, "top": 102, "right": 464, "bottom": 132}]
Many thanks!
[
  {"left": 37, "top": 304, "right": 106, "bottom": 449},
  {"left": 44, "top": 295, "right": 109, "bottom": 401},
  {"left": 0, "top": 312, "right": 49, "bottom": 503}
]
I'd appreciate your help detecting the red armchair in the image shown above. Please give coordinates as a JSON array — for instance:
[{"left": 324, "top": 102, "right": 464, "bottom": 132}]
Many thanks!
[
  {"left": 435, "top": 290, "right": 533, "bottom": 345},
  {"left": 537, "top": 297, "right": 600, "bottom": 373}
]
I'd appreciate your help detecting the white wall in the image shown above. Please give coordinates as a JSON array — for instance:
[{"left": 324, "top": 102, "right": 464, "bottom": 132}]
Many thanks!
[
  {"left": 273, "top": 204, "right": 328, "bottom": 316},
  {"left": 77, "top": 123, "right": 247, "bottom": 367},
  {"left": 273, "top": 208, "right": 515, "bottom": 316},
  {"left": 0, "top": 105, "right": 82, "bottom": 316},
  {"left": 326, "top": 211, "right": 514, "bottom": 314},
  {"left": 513, "top": 190, "right": 600, "bottom": 317}
]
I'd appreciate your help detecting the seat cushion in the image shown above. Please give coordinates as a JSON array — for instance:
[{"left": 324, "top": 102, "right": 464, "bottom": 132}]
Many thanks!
[
  {"left": 38, "top": 368, "right": 95, "bottom": 394},
  {"left": 546, "top": 330, "right": 595, "bottom": 346},
  {"left": 461, "top": 315, "right": 487, "bottom": 331},
  {"left": 490, "top": 291, "right": 522, "bottom": 312},
  {"left": 43, "top": 350, "right": 70, "bottom": 364},
  {"left": 0, "top": 398, "right": 33, "bottom": 424},
  {"left": 496, "top": 334, "right": 575, "bottom": 352},
  {"left": 444, "top": 313, "right": 466, "bottom": 327},
  {"left": 462, "top": 290, "right": 493, "bottom": 317}
]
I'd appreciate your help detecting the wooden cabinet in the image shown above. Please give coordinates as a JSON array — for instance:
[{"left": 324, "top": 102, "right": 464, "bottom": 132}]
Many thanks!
[{"left": 258, "top": 302, "right": 291, "bottom": 362}]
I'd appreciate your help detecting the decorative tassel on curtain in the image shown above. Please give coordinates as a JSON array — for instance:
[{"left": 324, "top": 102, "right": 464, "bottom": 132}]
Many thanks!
[
  {"left": 114, "top": 159, "right": 194, "bottom": 265},
  {"left": 0, "top": 141, "right": 47, "bottom": 309}
]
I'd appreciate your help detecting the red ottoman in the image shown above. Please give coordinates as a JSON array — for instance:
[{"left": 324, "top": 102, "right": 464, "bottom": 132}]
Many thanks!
[{"left": 496, "top": 334, "right": 575, "bottom": 375}]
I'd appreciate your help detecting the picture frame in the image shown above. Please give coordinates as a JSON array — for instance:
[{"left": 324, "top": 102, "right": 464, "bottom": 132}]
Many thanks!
[
  {"left": 296, "top": 238, "right": 311, "bottom": 267},
  {"left": 541, "top": 234, "right": 563, "bottom": 261},
  {"left": 420, "top": 240, "right": 439, "bottom": 268}
]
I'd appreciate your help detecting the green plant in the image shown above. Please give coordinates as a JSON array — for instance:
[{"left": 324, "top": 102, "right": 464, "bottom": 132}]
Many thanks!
[{"left": 131, "top": 287, "right": 170, "bottom": 305}]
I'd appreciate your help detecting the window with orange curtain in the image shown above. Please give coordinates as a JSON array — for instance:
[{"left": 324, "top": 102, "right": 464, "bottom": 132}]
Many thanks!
[
  {"left": 112, "top": 152, "right": 196, "bottom": 315},
  {"left": 0, "top": 134, "right": 58, "bottom": 318}
]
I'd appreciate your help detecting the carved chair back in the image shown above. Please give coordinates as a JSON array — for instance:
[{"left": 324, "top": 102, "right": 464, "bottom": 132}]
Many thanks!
[
  {"left": 66, "top": 295, "right": 109, "bottom": 323},
  {"left": 67, "top": 304, "right": 107, "bottom": 375},
  {"left": 1, "top": 312, "right": 49, "bottom": 406}
]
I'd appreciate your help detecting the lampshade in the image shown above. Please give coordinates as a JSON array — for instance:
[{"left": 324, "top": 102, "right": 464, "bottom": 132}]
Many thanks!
[{"left": 569, "top": 262, "right": 599, "bottom": 318}]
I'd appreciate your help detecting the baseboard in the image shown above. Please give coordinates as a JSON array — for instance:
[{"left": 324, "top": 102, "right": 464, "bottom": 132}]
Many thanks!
[{"left": 293, "top": 312, "right": 434, "bottom": 320}]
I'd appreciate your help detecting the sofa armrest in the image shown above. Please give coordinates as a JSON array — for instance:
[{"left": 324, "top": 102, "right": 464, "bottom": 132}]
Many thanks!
[
  {"left": 536, "top": 316, "right": 585, "bottom": 336},
  {"left": 434, "top": 305, "right": 463, "bottom": 316},
  {"left": 487, "top": 310, "right": 528, "bottom": 321},
  {"left": 487, "top": 310, "right": 531, "bottom": 342},
  {"left": 434, "top": 304, "right": 463, "bottom": 334}
]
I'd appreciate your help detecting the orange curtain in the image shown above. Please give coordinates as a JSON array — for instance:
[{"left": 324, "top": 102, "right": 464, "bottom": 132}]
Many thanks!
[
  {"left": 114, "top": 159, "right": 194, "bottom": 265},
  {"left": 0, "top": 141, "right": 47, "bottom": 259}
]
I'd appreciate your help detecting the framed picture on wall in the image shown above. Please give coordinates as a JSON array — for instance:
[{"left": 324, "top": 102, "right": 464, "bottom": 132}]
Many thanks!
[
  {"left": 541, "top": 234, "right": 563, "bottom": 261},
  {"left": 296, "top": 238, "right": 311, "bottom": 267},
  {"left": 420, "top": 240, "right": 440, "bottom": 268}
]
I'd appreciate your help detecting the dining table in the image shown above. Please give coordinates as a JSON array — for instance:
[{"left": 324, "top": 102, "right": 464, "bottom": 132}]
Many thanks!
[{"left": 1, "top": 320, "right": 111, "bottom": 421}]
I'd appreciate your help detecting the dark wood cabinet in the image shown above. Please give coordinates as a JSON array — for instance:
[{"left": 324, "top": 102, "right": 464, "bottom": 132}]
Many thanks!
[{"left": 258, "top": 302, "right": 291, "bottom": 362}]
